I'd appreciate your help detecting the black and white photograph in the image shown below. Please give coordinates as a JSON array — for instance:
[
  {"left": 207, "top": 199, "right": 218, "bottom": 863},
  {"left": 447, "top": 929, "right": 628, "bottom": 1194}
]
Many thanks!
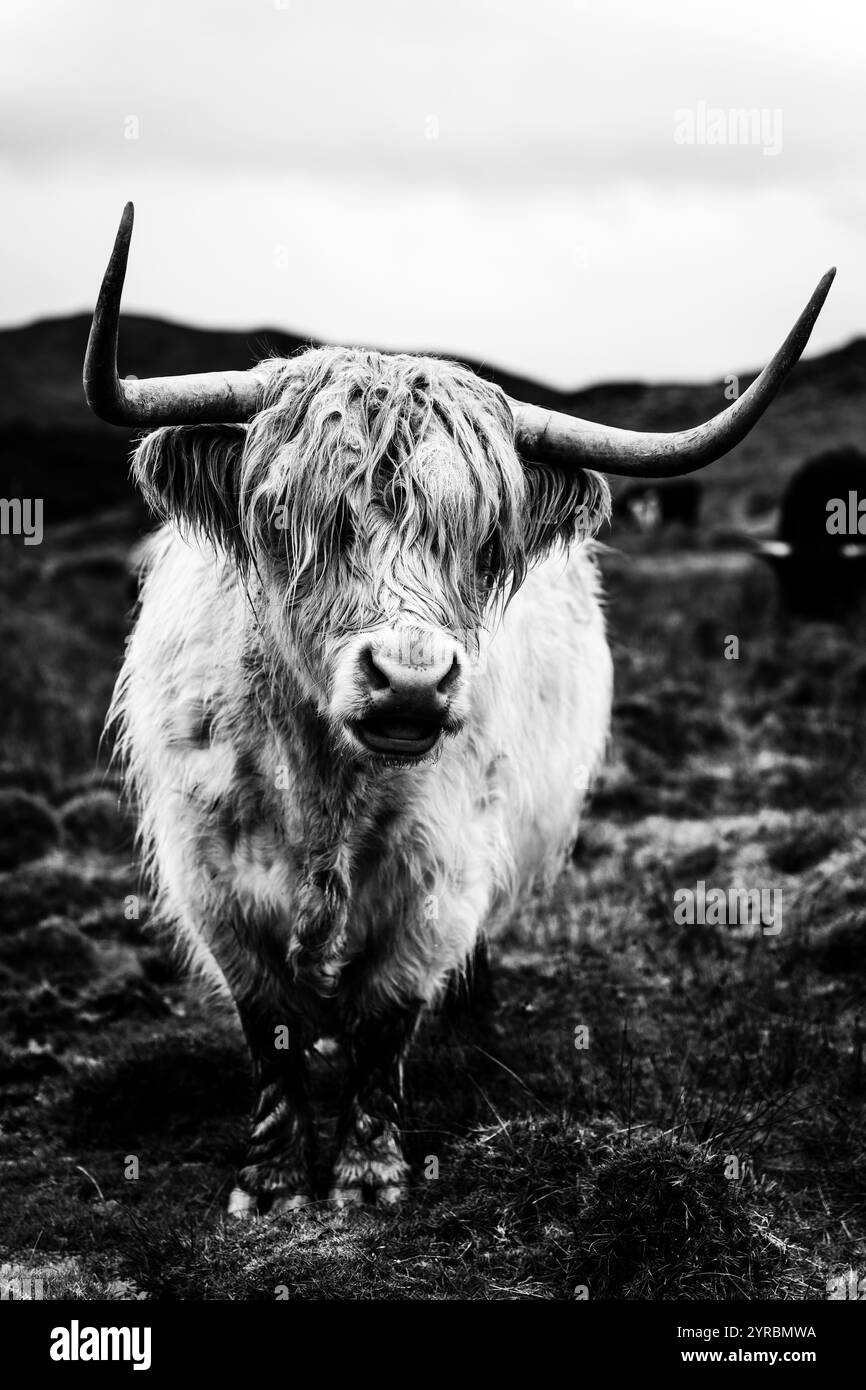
[{"left": 0, "top": 0, "right": 864, "bottom": 1351}]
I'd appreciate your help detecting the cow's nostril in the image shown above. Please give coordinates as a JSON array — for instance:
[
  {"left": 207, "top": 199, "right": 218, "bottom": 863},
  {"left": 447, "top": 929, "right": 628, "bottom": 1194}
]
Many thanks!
[
  {"left": 437, "top": 655, "right": 460, "bottom": 695},
  {"left": 360, "top": 646, "right": 391, "bottom": 692},
  {"left": 358, "top": 640, "right": 462, "bottom": 702}
]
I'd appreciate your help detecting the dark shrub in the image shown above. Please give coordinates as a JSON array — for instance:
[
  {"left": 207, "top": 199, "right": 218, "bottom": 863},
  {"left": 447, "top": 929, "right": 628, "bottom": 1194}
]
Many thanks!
[{"left": 0, "top": 788, "right": 60, "bottom": 869}]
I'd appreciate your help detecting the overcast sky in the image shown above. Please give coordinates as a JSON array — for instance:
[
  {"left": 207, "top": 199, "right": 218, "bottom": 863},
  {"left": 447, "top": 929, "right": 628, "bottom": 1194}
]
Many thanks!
[{"left": 0, "top": 0, "right": 863, "bottom": 386}]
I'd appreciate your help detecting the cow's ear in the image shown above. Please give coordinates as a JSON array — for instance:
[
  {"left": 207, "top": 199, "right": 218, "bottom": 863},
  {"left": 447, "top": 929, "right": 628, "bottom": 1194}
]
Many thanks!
[
  {"left": 132, "top": 424, "right": 247, "bottom": 552},
  {"left": 522, "top": 465, "right": 610, "bottom": 561}
]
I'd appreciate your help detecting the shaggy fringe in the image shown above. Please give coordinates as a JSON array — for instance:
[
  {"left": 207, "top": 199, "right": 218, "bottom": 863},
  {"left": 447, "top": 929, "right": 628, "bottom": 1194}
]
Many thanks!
[{"left": 130, "top": 348, "right": 610, "bottom": 664}]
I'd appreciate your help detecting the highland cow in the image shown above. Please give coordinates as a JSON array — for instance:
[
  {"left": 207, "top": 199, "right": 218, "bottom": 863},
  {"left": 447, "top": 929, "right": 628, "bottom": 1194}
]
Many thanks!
[{"left": 85, "top": 205, "right": 833, "bottom": 1211}]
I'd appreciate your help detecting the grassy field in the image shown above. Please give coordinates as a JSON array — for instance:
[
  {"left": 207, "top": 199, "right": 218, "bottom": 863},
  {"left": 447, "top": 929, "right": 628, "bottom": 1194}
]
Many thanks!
[{"left": 0, "top": 515, "right": 864, "bottom": 1300}]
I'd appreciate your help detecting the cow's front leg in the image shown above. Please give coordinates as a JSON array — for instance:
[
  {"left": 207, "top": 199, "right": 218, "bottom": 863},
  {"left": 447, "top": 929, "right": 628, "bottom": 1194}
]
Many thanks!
[
  {"left": 329, "top": 1001, "right": 422, "bottom": 1208},
  {"left": 228, "top": 1001, "right": 314, "bottom": 1218}
]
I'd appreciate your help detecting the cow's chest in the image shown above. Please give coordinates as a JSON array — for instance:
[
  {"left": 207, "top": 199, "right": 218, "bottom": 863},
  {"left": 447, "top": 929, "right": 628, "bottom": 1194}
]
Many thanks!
[{"left": 206, "top": 744, "right": 461, "bottom": 937}]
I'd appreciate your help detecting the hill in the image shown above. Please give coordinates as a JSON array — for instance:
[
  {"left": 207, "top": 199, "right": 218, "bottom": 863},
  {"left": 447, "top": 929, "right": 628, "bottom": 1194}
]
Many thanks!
[{"left": 1, "top": 311, "right": 864, "bottom": 523}]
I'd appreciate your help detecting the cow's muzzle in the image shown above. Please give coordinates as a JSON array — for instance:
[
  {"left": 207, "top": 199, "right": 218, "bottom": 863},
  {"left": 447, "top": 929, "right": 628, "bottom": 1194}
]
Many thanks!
[{"left": 346, "top": 633, "right": 466, "bottom": 762}]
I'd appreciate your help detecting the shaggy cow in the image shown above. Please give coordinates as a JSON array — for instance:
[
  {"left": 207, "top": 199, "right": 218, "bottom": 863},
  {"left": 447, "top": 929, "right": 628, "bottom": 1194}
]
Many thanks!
[
  {"left": 756, "top": 447, "right": 866, "bottom": 619},
  {"left": 85, "top": 205, "right": 833, "bottom": 1212}
]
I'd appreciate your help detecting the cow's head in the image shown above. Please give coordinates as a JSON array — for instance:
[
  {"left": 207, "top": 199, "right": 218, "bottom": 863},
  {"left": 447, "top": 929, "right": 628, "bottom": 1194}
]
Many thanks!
[
  {"left": 84, "top": 204, "right": 835, "bottom": 764},
  {"left": 131, "top": 349, "right": 609, "bottom": 763}
]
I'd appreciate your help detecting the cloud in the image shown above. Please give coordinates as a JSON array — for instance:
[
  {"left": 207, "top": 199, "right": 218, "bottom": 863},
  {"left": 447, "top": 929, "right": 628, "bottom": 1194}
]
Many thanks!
[
  {"left": 0, "top": 0, "right": 862, "bottom": 383},
  {"left": 0, "top": 0, "right": 863, "bottom": 189},
  {"left": 1, "top": 164, "right": 856, "bottom": 387}
]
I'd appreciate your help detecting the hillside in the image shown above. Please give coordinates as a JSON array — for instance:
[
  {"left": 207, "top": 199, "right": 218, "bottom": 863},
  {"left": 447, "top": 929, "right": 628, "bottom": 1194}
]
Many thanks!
[{"left": 1, "top": 311, "right": 864, "bottom": 524}]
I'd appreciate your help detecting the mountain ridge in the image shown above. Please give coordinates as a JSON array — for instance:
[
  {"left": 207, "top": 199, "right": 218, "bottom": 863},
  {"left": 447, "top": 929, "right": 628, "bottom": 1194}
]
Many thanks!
[{"left": 1, "top": 313, "right": 864, "bottom": 523}]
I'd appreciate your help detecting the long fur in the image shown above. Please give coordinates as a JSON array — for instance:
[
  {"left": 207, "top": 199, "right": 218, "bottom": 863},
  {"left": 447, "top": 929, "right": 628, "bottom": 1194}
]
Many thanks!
[{"left": 112, "top": 347, "right": 613, "bottom": 1019}]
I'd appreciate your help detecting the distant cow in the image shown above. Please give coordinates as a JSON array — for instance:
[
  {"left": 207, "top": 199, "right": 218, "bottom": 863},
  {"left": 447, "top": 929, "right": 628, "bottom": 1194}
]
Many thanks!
[
  {"left": 84, "top": 204, "right": 833, "bottom": 1212},
  {"left": 619, "top": 479, "right": 702, "bottom": 532},
  {"left": 756, "top": 447, "right": 866, "bottom": 619}
]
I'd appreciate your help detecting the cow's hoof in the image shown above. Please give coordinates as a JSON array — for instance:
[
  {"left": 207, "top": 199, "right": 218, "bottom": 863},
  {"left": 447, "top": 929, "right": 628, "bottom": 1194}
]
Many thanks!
[
  {"left": 227, "top": 1186, "right": 258, "bottom": 1219},
  {"left": 229, "top": 1168, "right": 313, "bottom": 1218},
  {"left": 327, "top": 1183, "right": 365, "bottom": 1210},
  {"left": 268, "top": 1192, "right": 312, "bottom": 1217},
  {"left": 375, "top": 1182, "right": 408, "bottom": 1207},
  {"left": 227, "top": 1187, "right": 311, "bottom": 1218},
  {"left": 329, "top": 1138, "right": 410, "bottom": 1207},
  {"left": 327, "top": 1178, "right": 408, "bottom": 1209}
]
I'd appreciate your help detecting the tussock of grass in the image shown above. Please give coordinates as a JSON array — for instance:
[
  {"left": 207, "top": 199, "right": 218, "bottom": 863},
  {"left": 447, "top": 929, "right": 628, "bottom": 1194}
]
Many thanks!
[
  {"left": 59, "top": 789, "right": 134, "bottom": 853},
  {"left": 0, "top": 789, "right": 60, "bottom": 869},
  {"left": 575, "top": 1138, "right": 793, "bottom": 1299},
  {"left": 0, "top": 859, "right": 123, "bottom": 933},
  {"left": 109, "top": 1123, "right": 797, "bottom": 1301},
  {"left": 0, "top": 915, "right": 98, "bottom": 979},
  {"left": 66, "top": 1032, "right": 250, "bottom": 1148},
  {"left": 765, "top": 813, "right": 844, "bottom": 874}
]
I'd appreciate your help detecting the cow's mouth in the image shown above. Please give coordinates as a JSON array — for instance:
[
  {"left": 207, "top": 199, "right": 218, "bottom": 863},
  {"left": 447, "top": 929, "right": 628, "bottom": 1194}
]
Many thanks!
[{"left": 352, "top": 715, "right": 443, "bottom": 758}]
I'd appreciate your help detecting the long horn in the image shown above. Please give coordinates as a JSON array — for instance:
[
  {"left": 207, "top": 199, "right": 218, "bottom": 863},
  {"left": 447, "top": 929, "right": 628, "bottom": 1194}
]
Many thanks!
[
  {"left": 83, "top": 203, "right": 265, "bottom": 426},
  {"left": 511, "top": 269, "right": 836, "bottom": 478}
]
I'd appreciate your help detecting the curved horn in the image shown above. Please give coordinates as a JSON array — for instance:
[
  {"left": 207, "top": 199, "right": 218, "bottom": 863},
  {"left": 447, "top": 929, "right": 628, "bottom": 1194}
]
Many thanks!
[
  {"left": 511, "top": 269, "right": 836, "bottom": 478},
  {"left": 83, "top": 203, "right": 265, "bottom": 427}
]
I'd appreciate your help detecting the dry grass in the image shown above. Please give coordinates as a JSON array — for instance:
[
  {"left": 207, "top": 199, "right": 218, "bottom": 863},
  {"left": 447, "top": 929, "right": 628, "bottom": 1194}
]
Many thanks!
[{"left": 0, "top": 516, "right": 864, "bottom": 1299}]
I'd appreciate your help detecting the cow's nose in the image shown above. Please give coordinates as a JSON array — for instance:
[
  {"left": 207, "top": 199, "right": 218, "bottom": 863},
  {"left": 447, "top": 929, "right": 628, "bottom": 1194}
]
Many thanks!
[{"left": 360, "top": 644, "right": 462, "bottom": 711}]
